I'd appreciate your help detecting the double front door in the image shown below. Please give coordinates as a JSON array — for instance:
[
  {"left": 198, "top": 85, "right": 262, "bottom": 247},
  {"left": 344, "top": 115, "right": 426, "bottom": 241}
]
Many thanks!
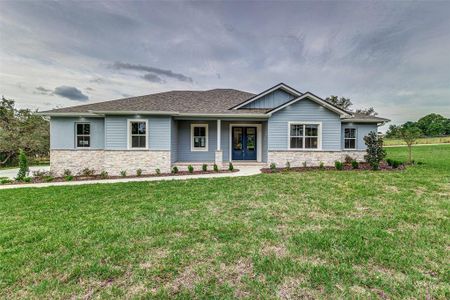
[{"left": 232, "top": 127, "right": 257, "bottom": 160}]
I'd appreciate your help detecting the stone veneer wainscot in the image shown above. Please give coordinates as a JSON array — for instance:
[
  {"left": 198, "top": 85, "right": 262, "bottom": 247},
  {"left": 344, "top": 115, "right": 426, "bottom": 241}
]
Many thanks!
[
  {"left": 50, "top": 150, "right": 171, "bottom": 176},
  {"left": 267, "top": 150, "right": 366, "bottom": 167}
]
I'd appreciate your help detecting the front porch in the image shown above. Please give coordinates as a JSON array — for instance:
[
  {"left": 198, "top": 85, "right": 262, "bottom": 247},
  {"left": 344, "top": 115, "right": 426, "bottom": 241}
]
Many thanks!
[{"left": 171, "top": 118, "right": 268, "bottom": 167}]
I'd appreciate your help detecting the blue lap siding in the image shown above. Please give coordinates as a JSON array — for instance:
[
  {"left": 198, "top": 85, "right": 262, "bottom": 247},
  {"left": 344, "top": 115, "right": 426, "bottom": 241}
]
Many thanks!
[
  {"left": 268, "top": 98, "right": 342, "bottom": 151},
  {"left": 50, "top": 117, "right": 105, "bottom": 149}
]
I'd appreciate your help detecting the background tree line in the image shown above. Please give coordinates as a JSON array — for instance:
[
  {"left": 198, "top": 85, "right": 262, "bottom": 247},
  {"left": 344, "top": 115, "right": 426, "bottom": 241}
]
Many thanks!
[
  {"left": 385, "top": 113, "right": 450, "bottom": 138},
  {"left": 0, "top": 97, "right": 49, "bottom": 167}
]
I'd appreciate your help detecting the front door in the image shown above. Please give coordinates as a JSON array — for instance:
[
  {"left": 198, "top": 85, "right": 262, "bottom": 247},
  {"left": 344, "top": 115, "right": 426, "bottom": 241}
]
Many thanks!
[{"left": 232, "top": 127, "right": 257, "bottom": 160}]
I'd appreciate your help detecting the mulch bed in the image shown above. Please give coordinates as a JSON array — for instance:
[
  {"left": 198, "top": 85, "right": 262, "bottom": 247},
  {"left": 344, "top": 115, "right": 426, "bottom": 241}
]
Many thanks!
[
  {"left": 1, "top": 169, "right": 239, "bottom": 185},
  {"left": 261, "top": 162, "right": 405, "bottom": 173}
]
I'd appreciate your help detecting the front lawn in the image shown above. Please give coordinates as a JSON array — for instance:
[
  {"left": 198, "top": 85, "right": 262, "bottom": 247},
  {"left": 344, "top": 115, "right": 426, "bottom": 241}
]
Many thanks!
[{"left": 1, "top": 145, "right": 449, "bottom": 298}]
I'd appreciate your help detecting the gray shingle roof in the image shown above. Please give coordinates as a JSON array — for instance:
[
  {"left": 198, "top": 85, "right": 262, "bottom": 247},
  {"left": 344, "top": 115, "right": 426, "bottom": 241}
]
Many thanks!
[{"left": 41, "top": 89, "right": 260, "bottom": 114}]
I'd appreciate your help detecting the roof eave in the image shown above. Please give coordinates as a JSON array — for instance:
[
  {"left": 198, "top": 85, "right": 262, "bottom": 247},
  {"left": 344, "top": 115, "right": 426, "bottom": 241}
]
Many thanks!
[
  {"left": 177, "top": 113, "right": 269, "bottom": 118},
  {"left": 35, "top": 112, "right": 105, "bottom": 117},
  {"left": 89, "top": 110, "right": 177, "bottom": 115}
]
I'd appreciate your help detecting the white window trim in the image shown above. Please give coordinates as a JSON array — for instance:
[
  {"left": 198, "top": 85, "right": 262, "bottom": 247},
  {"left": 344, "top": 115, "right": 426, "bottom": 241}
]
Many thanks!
[
  {"left": 287, "top": 121, "right": 322, "bottom": 151},
  {"left": 229, "top": 123, "right": 262, "bottom": 162},
  {"left": 127, "top": 119, "right": 149, "bottom": 150},
  {"left": 191, "top": 123, "right": 209, "bottom": 152},
  {"left": 344, "top": 127, "right": 357, "bottom": 150},
  {"left": 75, "top": 122, "right": 91, "bottom": 149}
]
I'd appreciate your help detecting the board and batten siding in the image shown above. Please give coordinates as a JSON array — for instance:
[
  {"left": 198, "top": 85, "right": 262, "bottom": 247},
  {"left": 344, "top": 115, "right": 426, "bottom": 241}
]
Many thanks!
[
  {"left": 268, "top": 98, "right": 342, "bottom": 151},
  {"left": 104, "top": 116, "right": 171, "bottom": 150},
  {"left": 341, "top": 123, "right": 378, "bottom": 150},
  {"left": 50, "top": 117, "right": 105, "bottom": 149},
  {"left": 241, "top": 89, "right": 295, "bottom": 109}
]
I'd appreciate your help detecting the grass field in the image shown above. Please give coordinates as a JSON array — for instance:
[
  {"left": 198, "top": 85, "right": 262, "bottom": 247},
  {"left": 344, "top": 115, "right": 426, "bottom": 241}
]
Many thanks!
[
  {"left": 1, "top": 145, "right": 449, "bottom": 299},
  {"left": 384, "top": 136, "right": 450, "bottom": 146}
]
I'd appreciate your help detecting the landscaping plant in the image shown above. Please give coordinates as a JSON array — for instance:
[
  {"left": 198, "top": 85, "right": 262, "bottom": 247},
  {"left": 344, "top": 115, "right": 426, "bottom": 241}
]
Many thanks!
[
  {"left": 399, "top": 125, "right": 421, "bottom": 163},
  {"left": 364, "top": 131, "right": 386, "bottom": 170},
  {"left": 100, "top": 171, "right": 109, "bottom": 179},
  {"left": 136, "top": 168, "right": 143, "bottom": 176},
  {"left": 188, "top": 165, "right": 194, "bottom": 173},
  {"left": 16, "top": 149, "right": 29, "bottom": 181},
  {"left": 269, "top": 162, "right": 276, "bottom": 172},
  {"left": 335, "top": 161, "right": 343, "bottom": 170},
  {"left": 202, "top": 164, "right": 207, "bottom": 171},
  {"left": 120, "top": 170, "right": 127, "bottom": 177},
  {"left": 351, "top": 160, "right": 359, "bottom": 169},
  {"left": 155, "top": 168, "right": 161, "bottom": 175},
  {"left": 172, "top": 166, "right": 178, "bottom": 174},
  {"left": 213, "top": 164, "right": 219, "bottom": 172}
]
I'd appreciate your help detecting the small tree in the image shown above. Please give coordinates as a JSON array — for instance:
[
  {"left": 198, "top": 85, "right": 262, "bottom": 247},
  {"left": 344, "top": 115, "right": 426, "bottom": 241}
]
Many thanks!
[
  {"left": 399, "top": 126, "right": 421, "bottom": 163},
  {"left": 363, "top": 131, "right": 386, "bottom": 170},
  {"left": 16, "top": 149, "right": 29, "bottom": 180}
]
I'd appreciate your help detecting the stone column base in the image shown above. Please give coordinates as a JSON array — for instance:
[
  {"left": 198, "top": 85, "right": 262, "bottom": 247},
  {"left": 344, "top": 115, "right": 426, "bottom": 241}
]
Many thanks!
[{"left": 215, "top": 150, "right": 223, "bottom": 165}]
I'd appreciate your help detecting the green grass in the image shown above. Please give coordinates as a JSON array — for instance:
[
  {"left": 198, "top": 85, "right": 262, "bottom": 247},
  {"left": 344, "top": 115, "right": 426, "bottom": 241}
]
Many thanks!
[
  {"left": 1, "top": 145, "right": 449, "bottom": 299},
  {"left": 384, "top": 136, "right": 450, "bottom": 146}
]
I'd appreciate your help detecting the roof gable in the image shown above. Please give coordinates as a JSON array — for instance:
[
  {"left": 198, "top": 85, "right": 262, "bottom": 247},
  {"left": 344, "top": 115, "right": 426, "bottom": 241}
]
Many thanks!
[
  {"left": 266, "top": 92, "right": 352, "bottom": 117},
  {"left": 231, "top": 83, "right": 302, "bottom": 110}
]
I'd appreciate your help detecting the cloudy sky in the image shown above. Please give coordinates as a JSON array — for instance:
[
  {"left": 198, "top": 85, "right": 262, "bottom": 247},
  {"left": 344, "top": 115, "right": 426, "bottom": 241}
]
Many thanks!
[{"left": 1, "top": 1, "right": 449, "bottom": 128}]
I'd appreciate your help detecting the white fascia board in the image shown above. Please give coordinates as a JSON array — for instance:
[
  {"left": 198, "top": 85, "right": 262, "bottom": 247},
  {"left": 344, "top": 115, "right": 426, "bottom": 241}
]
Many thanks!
[
  {"left": 89, "top": 110, "right": 177, "bottom": 115},
  {"left": 177, "top": 113, "right": 269, "bottom": 118},
  {"left": 35, "top": 112, "right": 105, "bottom": 117}
]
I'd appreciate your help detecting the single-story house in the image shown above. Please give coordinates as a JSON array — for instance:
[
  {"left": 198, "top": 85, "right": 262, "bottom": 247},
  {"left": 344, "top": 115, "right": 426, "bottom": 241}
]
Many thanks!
[{"left": 40, "top": 83, "right": 389, "bottom": 175}]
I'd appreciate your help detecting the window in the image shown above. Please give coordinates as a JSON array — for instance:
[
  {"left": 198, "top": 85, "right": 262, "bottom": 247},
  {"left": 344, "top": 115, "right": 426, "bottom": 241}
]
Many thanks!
[
  {"left": 76, "top": 123, "right": 90, "bottom": 148},
  {"left": 129, "top": 120, "right": 147, "bottom": 149},
  {"left": 289, "top": 123, "right": 320, "bottom": 149},
  {"left": 344, "top": 128, "right": 356, "bottom": 149},
  {"left": 191, "top": 124, "right": 208, "bottom": 151}
]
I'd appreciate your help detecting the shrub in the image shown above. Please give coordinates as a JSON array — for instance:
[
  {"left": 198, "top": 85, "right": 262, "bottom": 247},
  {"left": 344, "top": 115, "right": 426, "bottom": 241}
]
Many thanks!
[
  {"left": 136, "top": 168, "right": 143, "bottom": 176},
  {"left": 23, "top": 177, "right": 32, "bottom": 183},
  {"left": 391, "top": 160, "right": 402, "bottom": 169},
  {"left": 64, "top": 175, "right": 74, "bottom": 181},
  {"left": 386, "top": 158, "right": 393, "bottom": 166},
  {"left": 364, "top": 131, "right": 386, "bottom": 170},
  {"left": 344, "top": 155, "right": 353, "bottom": 164},
  {"left": 270, "top": 163, "right": 276, "bottom": 172},
  {"left": 32, "top": 170, "right": 51, "bottom": 178},
  {"left": 335, "top": 161, "right": 343, "bottom": 170},
  {"left": 120, "top": 170, "right": 127, "bottom": 177},
  {"left": 100, "top": 171, "right": 108, "bottom": 179},
  {"left": 202, "top": 164, "right": 207, "bottom": 171},
  {"left": 213, "top": 164, "right": 219, "bottom": 172},
  {"left": 417, "top": 161, "right": 424, "bottom": 165},
  {"left": 80, "top": 168, "right": 95, "bottom": 177},
  {"left": 302, "top": 161, "right": 307, "bottom": 168},
  {"left": 16, "top": 149, "right": 29, "bottom": 181},
  {"left": 228, "top": 162, "right": 234, "bottom": 171},
  {"left": 1, "top": 178, "right": 13, "bottom": 184},
  {"left": 188, "top": 165, "right": 194, "bottom": 173},
  {"left": 351, "top": 160, "right": 359, "bottom": 169},
  {"left": 285, "top": 161, "right": 291, "bottom": 170},
  {"left": 63, "top": 169, "right": 72, "bottom": 176},
  {"left": 155, "top": 168, "right": 161, "bottom": 175},
  {"left": 319, "top": 162, "right": 324, "bottom": 169},
  {"left": 172, "top": 166, "right": 178, "bottom": 174},
  {"left": 43, "top": 175, "right": 54, "bottom": 182}
]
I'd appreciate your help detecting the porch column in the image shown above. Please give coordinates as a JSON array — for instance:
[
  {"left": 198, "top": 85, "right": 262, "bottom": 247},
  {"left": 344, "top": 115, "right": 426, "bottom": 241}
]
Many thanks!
[{"left": 215, "top": 119, "right": 223, "bottom": 165}]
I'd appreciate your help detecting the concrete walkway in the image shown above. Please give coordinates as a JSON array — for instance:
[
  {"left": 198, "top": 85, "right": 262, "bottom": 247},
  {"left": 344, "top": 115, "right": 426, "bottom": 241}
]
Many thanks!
[
  {"left": 0, "top": 166, "right": 262, "bottom": 190},
  {"left": 0, "top": 165, "right": 50, "bottom": 179}
]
